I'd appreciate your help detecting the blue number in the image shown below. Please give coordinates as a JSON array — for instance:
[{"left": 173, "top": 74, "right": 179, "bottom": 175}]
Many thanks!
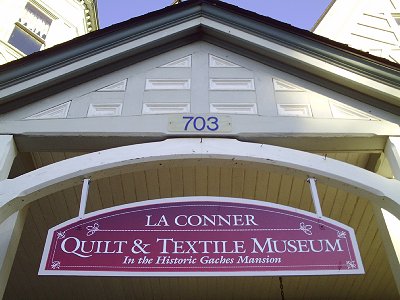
[
  {"left": 207, "top": 116, "right": 219, "bottom": 131},
  {"left": 183, "top": 116, "right": 194, "bottom": 131},
  {"left": 182, "top": 116, "right": 220, "bottom": 131},
  {"left": 193, "top": 117, "right": 206, "bottom": 131}
]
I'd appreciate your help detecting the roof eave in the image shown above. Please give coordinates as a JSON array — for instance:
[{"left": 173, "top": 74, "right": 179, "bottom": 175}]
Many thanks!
[{"left": 0, "top": 0, "right": 399, "bottom": 114}]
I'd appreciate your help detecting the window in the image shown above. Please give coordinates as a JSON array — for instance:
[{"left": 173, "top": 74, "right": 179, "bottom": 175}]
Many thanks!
[{"left": 8, "top": 3, "right": 52, "bottom": 55}]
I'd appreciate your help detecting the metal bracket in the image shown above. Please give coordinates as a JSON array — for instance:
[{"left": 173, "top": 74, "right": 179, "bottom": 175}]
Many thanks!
[
  {"left": 307, "top": 177, "right": 323, "bottom": 217},
  {"left": 78, "top": 178, "right": 91, "bottom": 218}
]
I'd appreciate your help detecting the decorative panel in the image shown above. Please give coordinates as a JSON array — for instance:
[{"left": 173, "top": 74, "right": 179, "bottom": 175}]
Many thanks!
[
  {"left": 97, "top": 79, "right": 127, "bottom": 92},
  {"left": 273, "top": 79, "right": 304, "bottom": 92},
  {"left": 160, "top": 56, "right": 192, "bottom": 68},
  {"left": 209, "top": 79, "right": 255, "bottom": 90},
  {"left": 277, "top": 104, "right": 313, "bottom": 117},
  {"left": 209, "top": 55, "right": 241, "bottom": 68},
  {"left": 330, "top": 102, "right": 377, "bottom": 120},
  {"left": 142, "top": 103, "right": 190, "bottom": 114},
  {"left": 25, "top": 101, "right": 71, "bottom": 119},
  {"left": 210, "top": 103, "right": 257, "bottom": 114},
  {"left": 87, "top": 103, "right": 123, "bottom": 117},
  {"left": 145, "top": 79, "right": 191, "bottom": 90}
]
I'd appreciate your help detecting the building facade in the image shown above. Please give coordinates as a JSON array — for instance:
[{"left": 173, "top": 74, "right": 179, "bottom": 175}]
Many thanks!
[
  {"left": 0, "top": 0, "right": 98, "bottom": 64},
  {"left": 313, "top": 0, "right": 400, "bottom": 63},
  {"left": 0, "top": 0, "right": 399, "bottom": 299}
]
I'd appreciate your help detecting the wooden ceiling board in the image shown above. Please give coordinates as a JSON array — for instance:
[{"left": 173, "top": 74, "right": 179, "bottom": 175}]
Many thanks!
[
  {"left": 348, "top": 244, "right": 383, "bottom": 299},
  {"left": 254, "top": 169, "right": 269, "bottom": 201},
  {"left": 298, "top": 179, "right": 312, "bottom": 211},
  {"left": 378, "top": 268, "right": 399, "bottom": 298},
  {"left": 231, "top": 167, "right": 245, "bottom": 198},
  {"left": 219, "top": 166, "right": 232, "bottom": 197},
  {"left": 85, "top": 180, "right": 103, "bottom": 212},
  {"left": 339, "top": 193, "right": 358, "bottom": 224},
  {"left": 207, "top": 165, "right": 221, "bottom": 196},
  {"left": 266, "top": 173, "right": 281, "bottom": 204},
  {"left": 133, "top": 171, "right": 149, "bottom": 201},
  {"left": 183, "top": 166, "right": 196, "bottom": 196},
  {"left": 109, "top": 174, "right": 127, "bottom": 207},
  {"left": 121, "top": 172, "right": 138, "bottom": 201},
  {"left": 60, "top": 187, "right": 80, "bottom": 217},
  {"left": 7, "top": 152, "right": 36, "bottom": 179},
  {"left": 96, "top": 177, "right": 116, "bottom": 209},
  {"left": 158, "top": 167, "right": 172, "bottom": 198},
  {"left": 242, "top": 168, "right": 258, "bottom": 199},
  {"left": 145, "top": 169, "right": 161, "bottom": 200},
  {"left": 360, "top": 246, "right": 387, "bottom": 299}
]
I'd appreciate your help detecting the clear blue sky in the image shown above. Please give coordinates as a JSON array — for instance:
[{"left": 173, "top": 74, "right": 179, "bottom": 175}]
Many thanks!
[{"left": 97, "top": 0, "right": 332, "bottom": 30}]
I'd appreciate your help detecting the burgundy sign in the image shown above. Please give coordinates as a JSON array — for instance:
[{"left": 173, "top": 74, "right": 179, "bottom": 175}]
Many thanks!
[{"left": 39, "top": 197, "right": 364, "bottom": 276}]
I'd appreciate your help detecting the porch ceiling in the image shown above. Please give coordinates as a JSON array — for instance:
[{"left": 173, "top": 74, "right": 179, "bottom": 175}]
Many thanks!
[{"left": 4, "top": 152, "right": 399, "bottom": 299}]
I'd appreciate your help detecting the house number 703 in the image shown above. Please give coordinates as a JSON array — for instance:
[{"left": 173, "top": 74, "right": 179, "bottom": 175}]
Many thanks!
[{"left": 182, "top": 116, "right": 219, "bottom": 131}]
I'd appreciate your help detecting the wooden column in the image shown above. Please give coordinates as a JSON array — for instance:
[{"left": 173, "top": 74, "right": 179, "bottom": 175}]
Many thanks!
[
  {"left": 0, "top": 135, "right": 26, "bottom": 299},
  {"left": 373, "top": 137, "right": 400, "bottom": 294}
]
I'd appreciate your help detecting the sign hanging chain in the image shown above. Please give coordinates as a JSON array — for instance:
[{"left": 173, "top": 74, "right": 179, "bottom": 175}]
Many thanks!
[{"left": 279, "top": 276, "right": 285, "bottom": 300}]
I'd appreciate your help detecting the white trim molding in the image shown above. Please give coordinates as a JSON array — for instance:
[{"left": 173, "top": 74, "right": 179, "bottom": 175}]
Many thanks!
[
  {"left": 1, "top": 138, "right": 400, "bottom": 225},
  {"left": 385, "top": 137, "right": 400, "bottom": 180},
  {"left": 0, "top": 135, "right": 25, "bottom": 299},
  {"left": 0, "top": 136, "right": 17, "bottom": 180}
]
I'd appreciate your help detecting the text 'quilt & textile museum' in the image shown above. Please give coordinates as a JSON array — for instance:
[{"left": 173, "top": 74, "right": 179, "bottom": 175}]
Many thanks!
[{"left": 0, "top": 0, "right": 400, "bottom": 299}]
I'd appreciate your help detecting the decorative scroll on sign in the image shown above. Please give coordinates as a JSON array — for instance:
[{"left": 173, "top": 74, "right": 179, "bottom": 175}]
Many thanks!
[{"left": 39, "top": 197, "right": 364, "bottom": 276}]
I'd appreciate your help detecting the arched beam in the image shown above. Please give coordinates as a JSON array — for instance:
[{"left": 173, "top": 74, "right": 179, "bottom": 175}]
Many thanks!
[{"left": 1, "top": 138, "right": 400, "bottom": 224}]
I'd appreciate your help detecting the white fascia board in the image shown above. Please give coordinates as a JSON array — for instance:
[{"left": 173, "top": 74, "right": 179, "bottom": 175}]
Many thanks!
[
  {"left": 200, "top": 18, "right": 400, "bottom": 101},
  {"left": 1, "top": 116, "right": 400, "bottom": 136}
]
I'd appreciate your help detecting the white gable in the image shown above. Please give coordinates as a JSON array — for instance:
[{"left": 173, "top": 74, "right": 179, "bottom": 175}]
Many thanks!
[
  {"left": 314, "top": 0, "right": 400, "bottom": 63},
  {"left": 1, "top": 41, "right": 399, "bottom": 137}
]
